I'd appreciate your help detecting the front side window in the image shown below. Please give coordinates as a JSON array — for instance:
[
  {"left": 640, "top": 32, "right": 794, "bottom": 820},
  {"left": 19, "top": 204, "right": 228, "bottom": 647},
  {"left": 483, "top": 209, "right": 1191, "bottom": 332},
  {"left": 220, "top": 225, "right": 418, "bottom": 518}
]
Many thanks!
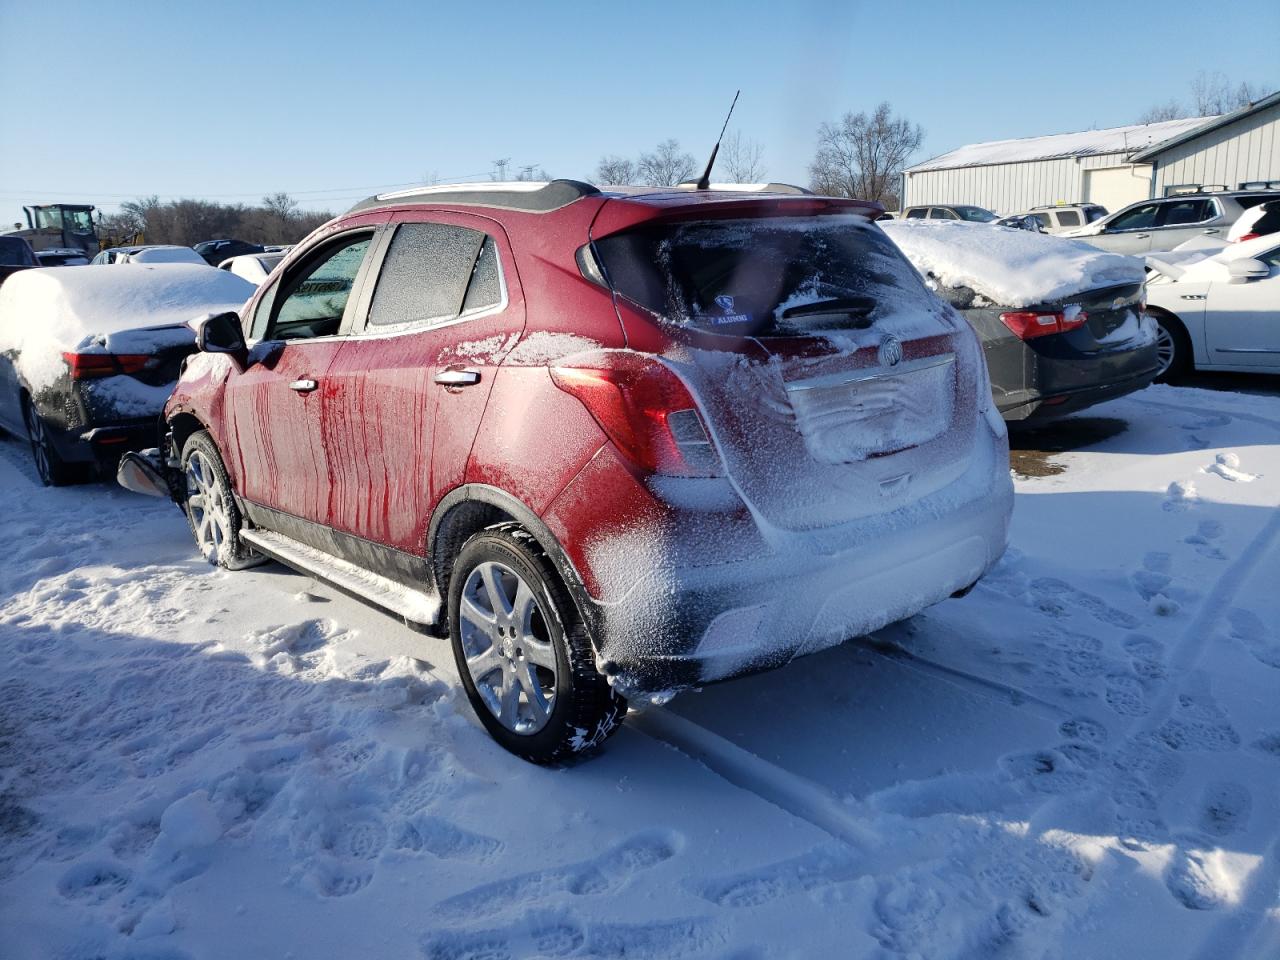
[
  {"left": 1085, "top": 205, "right": 1108, "bottom": 222},
  {"left": 269, "top": 234, "right": 372, "bottom": 340},
  {"left": 367, "top": 222, "right": 501, "bottom": 327},
  {"left": 1108, "top": 203, "right": 1160, "bottom": 231}
]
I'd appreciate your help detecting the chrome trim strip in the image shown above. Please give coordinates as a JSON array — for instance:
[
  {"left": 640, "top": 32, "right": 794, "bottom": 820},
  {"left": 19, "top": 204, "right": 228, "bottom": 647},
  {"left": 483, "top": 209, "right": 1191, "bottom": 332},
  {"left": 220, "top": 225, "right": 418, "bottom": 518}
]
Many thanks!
[
  {"left": 784, "top": 353, "right": 955, "bottom": 393},
  {"left": 1214, "top": 347, "right": 1280, "bottom": 354}
]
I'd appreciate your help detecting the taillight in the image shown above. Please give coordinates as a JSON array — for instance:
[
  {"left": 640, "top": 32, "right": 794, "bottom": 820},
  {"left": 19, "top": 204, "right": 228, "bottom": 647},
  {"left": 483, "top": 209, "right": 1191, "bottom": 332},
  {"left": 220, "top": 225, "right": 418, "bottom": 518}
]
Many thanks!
[
  {"left": 550, "top": 352, "right": 721, "bottom": 477},
  {"left": 1235, "top": 232, "right": 1260, "bottom": 242},
  {"left": 998, "top": 308, "right": 1088, "bottom": 340},
  {"left": 62, "top": 352, "right": 153, "bottom": 379}
]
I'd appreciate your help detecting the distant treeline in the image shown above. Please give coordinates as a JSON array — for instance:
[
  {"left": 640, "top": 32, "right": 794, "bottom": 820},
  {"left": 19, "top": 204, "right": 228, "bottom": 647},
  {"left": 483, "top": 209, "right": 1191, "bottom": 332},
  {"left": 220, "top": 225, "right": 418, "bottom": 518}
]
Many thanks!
[{"left": 99, "top": 192, "right": 334, "bottom": 247}]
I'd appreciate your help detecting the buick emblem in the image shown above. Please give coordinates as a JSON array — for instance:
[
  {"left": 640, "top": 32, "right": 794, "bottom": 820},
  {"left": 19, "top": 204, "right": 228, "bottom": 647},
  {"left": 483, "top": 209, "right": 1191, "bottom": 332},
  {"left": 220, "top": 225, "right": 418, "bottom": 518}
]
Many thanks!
[{"left": 878, "top": 336, "right": 903, "bottom": 367}]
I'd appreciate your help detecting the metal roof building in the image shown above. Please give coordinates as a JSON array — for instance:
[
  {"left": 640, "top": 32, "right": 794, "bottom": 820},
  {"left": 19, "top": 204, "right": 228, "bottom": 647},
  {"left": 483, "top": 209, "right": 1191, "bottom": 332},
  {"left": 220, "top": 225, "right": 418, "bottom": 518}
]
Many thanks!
[{"left": 900, "top": 95, "right": 1279, "bottom": 214}]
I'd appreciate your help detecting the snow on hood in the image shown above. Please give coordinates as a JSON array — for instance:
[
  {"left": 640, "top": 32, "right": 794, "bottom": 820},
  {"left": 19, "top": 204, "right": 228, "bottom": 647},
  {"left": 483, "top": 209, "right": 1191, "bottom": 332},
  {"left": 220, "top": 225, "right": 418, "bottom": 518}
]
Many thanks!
[
  {"left": 879, "top": 220, "right": 1145, "bottom": 308},
  {"left": 0, "top": 263, "right": 255, "bottom": 391}
]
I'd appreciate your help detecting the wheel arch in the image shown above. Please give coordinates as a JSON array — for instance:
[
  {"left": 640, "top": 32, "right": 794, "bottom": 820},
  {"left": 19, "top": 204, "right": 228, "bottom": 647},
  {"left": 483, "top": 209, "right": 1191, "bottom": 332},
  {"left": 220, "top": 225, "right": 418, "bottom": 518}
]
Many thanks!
[
  {"left": 1146, "top": 305, "right": 1201, "bottom": 368},
  {"left": 167, "top": 410, "right": 207, "bottom": 456},
  {"left": 427, "top": 484, "right": 601, "bottom": 645}
]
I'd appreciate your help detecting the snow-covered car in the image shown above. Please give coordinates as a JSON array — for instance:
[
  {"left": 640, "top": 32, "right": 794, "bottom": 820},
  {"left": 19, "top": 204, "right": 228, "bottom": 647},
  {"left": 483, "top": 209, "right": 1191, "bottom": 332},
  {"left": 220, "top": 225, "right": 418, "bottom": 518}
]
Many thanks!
[
  {"left": 882, "top": 220, "right": 1159, "bottom": 421},
  {"left": 0, "top": 264, "right": 254, "bottom": 484},
  {"left": 34, "top": 247, "right": 90, "bottom": 267},
  {"left": 218, "top": 252, "right": 285, "bottom": 286},
  {"left": 117, "top": 180, "right": 1014, "bottom": 763},
  {"left": 91, "top": 245, "right": 207, "bottom": 266},
  {"left": 1145, "top": 232, "right": 1280, "bottom": 378}
]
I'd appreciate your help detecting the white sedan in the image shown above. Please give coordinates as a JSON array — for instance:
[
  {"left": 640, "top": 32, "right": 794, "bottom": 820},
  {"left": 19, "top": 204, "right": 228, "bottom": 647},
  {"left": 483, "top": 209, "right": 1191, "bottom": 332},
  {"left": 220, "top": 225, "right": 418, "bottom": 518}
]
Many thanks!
[
  {"left": 218, "top": 252, "right": 285, "bottom": 286},
  {"left": 1145, "top": 234, "right": 1280, "bottom": 378}
]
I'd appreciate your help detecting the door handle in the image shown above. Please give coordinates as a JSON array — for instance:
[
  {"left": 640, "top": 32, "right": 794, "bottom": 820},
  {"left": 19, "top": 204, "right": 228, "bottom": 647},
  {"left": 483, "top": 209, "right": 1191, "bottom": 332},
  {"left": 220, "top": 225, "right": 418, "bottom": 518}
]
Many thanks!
[
  {"left": 289, "top": 378, "right": 318, "bottom": 393},
  {"left": 1202, "top": 228, "right": 1220, "bottom": 234},
  {"left": 1135, "top": 233, "right": 1150, "bottom": 239},
  {"left": 434, "top": 368, "right": 481, "bottom": 387}
]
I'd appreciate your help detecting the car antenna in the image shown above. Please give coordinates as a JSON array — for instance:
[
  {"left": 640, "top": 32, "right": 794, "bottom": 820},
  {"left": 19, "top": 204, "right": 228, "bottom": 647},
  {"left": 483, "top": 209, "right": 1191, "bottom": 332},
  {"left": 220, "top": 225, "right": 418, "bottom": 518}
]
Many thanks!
[{"left": 694, "top": 90, "right": 741, "bottom": 190}]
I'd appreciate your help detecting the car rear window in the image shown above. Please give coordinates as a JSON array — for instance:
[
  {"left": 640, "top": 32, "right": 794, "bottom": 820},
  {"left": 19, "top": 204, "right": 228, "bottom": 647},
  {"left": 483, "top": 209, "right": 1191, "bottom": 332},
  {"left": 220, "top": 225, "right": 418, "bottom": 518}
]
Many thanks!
[{"left": 593, "top": 216, "right": 939, "bottom": 337}]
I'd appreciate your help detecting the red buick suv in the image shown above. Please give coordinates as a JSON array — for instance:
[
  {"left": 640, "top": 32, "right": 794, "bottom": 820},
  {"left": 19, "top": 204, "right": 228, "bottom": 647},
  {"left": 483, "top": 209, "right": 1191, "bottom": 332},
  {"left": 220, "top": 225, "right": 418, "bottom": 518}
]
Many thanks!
[{"left": 120, "top": 180, "right": 1013, "bottom": 763}]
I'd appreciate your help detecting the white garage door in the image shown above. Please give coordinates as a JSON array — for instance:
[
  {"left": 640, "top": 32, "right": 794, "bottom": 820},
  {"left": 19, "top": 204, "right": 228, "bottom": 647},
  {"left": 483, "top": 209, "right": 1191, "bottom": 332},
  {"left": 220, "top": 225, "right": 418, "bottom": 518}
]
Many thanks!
[{"left": 1084, "top": 166, "right": 1153, "bottom": 213}]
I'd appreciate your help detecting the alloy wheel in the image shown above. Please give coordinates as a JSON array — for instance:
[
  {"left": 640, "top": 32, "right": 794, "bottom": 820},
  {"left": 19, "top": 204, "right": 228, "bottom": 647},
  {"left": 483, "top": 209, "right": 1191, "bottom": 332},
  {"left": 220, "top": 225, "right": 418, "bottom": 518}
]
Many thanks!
[
  {"left": 23, "top": 403, "right": 52, "bottom": 485},
  {"left": 185, "top": 450, "right": 231, "bottom": 559},
  {"left": 1155, "top": 324, "right": 1176, "bottom": 378},
  {"left": 457, "top": 561, "right": 558, "bottom": 735}
]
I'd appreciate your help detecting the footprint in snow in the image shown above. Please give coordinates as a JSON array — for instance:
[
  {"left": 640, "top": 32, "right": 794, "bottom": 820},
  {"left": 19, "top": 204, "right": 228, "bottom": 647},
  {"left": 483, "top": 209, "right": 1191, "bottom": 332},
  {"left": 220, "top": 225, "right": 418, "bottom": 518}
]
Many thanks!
[
  {"left": 421, "top": 911, "right": 724, "bottom": 960},
  {"left": 1163, "top": 480, "right": 1198, "bottom": 512},
  {"left": 1227, "top": 608, "right": 1280, "bottom": 669},
  {"left": 1028, "top": 578, "right": 1139, "bottom": 629},
  {"left": 1184, "top": 519, "right": 1227, "bottom": 560},
  {"left": 1198, "top": 782, "right": 1251, "bottom": 838}
]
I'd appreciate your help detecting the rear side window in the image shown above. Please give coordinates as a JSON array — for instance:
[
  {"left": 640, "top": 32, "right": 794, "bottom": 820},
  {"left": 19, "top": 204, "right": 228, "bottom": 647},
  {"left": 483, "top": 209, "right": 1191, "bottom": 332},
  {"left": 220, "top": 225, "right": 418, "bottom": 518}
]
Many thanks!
[
  {"left": 593, "top": 216, "right": 940, "bottom": 338},
  {"left": 1158, "top": 199, "right": 1214, "bottom": 226},
  {"left": 929, "top": 208, "right": 959, "bottom": 220},
  {"left": 367, "top": 223, "right": 500, "bottom": 327},
  {"left": 1056, "top": 210, "right": 1081, "bottom": 227}
]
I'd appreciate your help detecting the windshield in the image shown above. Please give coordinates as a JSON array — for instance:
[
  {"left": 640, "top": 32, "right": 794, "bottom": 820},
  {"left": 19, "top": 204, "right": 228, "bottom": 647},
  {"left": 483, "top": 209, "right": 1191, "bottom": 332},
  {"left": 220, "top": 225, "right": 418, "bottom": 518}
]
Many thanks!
[
  {"left": 32, "top": 206, "right": 94, "bottom": 234},
  {"left": 954, "top": 205, "right": 997, "bottom": 223},
  {"left": 0, "top": 237, "right": 36, "bottom": 266},
  {"left": 593, "top": 216, "right": 939, "bottom": 337}
]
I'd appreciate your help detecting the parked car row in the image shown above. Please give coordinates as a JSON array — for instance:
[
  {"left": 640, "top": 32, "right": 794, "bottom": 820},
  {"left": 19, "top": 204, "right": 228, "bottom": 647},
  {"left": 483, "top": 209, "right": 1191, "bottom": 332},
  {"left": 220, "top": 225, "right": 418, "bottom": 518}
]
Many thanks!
[{"left": 3, "top": 179, "right": 1274, "bottom": 764}]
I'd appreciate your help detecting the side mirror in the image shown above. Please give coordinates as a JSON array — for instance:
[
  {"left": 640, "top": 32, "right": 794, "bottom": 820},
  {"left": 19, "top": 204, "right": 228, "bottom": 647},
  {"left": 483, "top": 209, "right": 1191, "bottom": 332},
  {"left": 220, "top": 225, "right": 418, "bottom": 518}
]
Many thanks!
[
  {"left": 1227, "top": 258, "right": 1270, "bottom": 284},
  {"left": 190, "top": 311, "right": 247, "bottom": 356}
]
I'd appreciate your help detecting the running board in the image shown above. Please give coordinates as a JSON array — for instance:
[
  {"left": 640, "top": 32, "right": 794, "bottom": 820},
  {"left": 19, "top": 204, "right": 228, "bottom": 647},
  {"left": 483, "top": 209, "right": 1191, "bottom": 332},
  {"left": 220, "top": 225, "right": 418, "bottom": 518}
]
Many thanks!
[{"left": 240, "top": 528, "right": 441, "bottom": 633}]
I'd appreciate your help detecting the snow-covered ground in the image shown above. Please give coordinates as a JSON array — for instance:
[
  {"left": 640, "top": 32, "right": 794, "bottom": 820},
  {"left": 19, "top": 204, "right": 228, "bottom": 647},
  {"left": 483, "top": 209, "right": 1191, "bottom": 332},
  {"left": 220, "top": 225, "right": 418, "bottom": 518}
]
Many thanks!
[{"left": 2, "top": 382, "right": 1278, "bottom": 960}]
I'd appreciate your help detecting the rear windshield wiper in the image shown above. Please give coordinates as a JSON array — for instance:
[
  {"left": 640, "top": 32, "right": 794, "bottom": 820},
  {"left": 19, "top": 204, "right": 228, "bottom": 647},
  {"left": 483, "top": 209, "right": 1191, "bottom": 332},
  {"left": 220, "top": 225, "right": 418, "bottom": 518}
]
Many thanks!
[{"left": 780, "top": 296, "right": 876, "bottom": 325}]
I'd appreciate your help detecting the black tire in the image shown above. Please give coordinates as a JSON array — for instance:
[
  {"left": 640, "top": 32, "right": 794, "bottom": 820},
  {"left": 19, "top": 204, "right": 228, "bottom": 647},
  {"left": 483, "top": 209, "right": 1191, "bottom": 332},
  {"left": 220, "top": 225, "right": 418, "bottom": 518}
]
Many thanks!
[
  {"left": 22, "top": 396, "right": 76, "bottom": 487},
  {"left": 180, "top": 430, "right": 259, "bottom": 570},
  {"left": 448, "top": 522, "right": 626, "bottom": 764},
  {"left": 1153, "top": 312, "right": 1192, "bottom": 383}
]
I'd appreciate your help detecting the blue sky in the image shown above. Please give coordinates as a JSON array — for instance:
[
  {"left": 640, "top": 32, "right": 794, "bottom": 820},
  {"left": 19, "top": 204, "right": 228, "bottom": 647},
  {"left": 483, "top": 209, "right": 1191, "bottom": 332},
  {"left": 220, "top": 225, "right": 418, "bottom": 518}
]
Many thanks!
[{"left": 1, "top": 0, "right": 1277, "bottom": 227}]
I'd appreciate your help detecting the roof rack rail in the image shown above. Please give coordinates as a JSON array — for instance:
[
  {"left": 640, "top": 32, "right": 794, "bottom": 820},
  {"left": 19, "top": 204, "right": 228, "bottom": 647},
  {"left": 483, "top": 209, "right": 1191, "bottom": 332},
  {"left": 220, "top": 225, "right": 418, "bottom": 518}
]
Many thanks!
[
  {"left": 347, "top": 179, "right": 601, "bottom": 214},
  {"left": 673, "top": 181, "right": 813, "bottom": 195}
]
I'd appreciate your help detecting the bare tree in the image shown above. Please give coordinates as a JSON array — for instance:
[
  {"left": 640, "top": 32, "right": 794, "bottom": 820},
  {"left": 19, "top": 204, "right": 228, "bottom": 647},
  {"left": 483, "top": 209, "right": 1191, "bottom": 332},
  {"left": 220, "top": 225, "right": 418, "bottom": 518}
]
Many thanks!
[
  {"left": 637, "top": 139, "right": 698, "bottom": 186},
  {"left": 720, "top": 131, "right": 767, "bottom": 183},
  {"left": 1137, "top": 72, "right": 1266, "bottom": 122},
  {"left": 1137, "top": 99, "right": 1187, "bottom": 124},
  {"left": 1192, "top": 71, "right": 1263, "bottom": 115},
  {"left": 595, "top": 155, "right": 636, "bottom": 184},
  {"left": 808, "top": 102, "right": 923, "bottom": 207}
]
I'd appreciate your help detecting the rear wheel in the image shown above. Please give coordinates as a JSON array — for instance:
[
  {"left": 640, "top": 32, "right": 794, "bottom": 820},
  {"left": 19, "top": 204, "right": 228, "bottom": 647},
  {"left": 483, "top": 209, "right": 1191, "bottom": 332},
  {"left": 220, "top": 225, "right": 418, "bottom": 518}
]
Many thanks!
[
  {"left": 1153, "top": 313, "right": 1192, "bottom": 382},
  {"left": 181, "top": 431, "right": 258, "bottom": 569},
  {"left": 448, "top": 522, "right": 626, "bottom": 764},
  {"left": 22, "top": 397, "right": 75, "bottom": 487}
]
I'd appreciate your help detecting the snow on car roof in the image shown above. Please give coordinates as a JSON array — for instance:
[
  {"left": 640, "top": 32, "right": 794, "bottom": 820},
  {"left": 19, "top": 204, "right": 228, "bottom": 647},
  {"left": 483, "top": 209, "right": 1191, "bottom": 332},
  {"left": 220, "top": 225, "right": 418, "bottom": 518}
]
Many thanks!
[
  {"left": 879, "top": 219, "right": 1145, "bottom": 308},
  {"left": 0, "top": 263, "right": 255, "bottom": 390},
  {"left": 905, "top": 115, "right": 1215, "bottom": 173}
]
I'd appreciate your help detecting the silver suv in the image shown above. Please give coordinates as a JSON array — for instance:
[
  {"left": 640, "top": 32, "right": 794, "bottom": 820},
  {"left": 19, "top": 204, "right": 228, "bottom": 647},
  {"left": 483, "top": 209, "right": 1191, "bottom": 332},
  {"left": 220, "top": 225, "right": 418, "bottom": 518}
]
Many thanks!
[{"left": 1063, "top": 191, "right": 1279, "bottom": 254}]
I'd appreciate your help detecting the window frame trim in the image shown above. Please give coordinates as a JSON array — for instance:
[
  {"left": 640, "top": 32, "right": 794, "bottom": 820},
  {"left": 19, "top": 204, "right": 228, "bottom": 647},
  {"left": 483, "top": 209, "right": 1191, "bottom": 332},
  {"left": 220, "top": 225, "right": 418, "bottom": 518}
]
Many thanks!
[{"left": 347, "top": 216, "right": 511, "bottom": 341}]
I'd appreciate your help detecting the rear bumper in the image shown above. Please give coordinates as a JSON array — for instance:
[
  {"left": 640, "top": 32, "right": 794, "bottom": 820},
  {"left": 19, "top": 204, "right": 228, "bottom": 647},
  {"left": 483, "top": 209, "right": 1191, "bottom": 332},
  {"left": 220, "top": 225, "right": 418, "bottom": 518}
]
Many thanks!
[
  {"left": 998, "top": 358, "right": 1162, "bottom": 419},
  {"left": 553, "top": 425, "right": 1013, "bottom": 697},
  {"left": 47, "top": 416, "right": 163, "bottom": 465}
]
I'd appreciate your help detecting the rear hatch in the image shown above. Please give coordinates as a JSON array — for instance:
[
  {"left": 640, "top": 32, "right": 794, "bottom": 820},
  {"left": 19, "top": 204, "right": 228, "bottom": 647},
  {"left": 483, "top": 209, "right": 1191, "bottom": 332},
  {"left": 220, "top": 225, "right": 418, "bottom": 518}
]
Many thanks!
[{"left": 593, "top": 212, "right": 983, "bottom": 532}]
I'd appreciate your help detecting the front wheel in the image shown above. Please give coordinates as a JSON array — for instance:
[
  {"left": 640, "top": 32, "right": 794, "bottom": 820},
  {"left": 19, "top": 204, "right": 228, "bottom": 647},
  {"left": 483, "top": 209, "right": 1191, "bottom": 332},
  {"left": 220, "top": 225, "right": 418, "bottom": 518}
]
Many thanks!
[
  {"left": 181, "top": 431, "right": 258, "bottom": 569},
  {"left": 448, "top": 522, "right": 626, "bottom": 764}
]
